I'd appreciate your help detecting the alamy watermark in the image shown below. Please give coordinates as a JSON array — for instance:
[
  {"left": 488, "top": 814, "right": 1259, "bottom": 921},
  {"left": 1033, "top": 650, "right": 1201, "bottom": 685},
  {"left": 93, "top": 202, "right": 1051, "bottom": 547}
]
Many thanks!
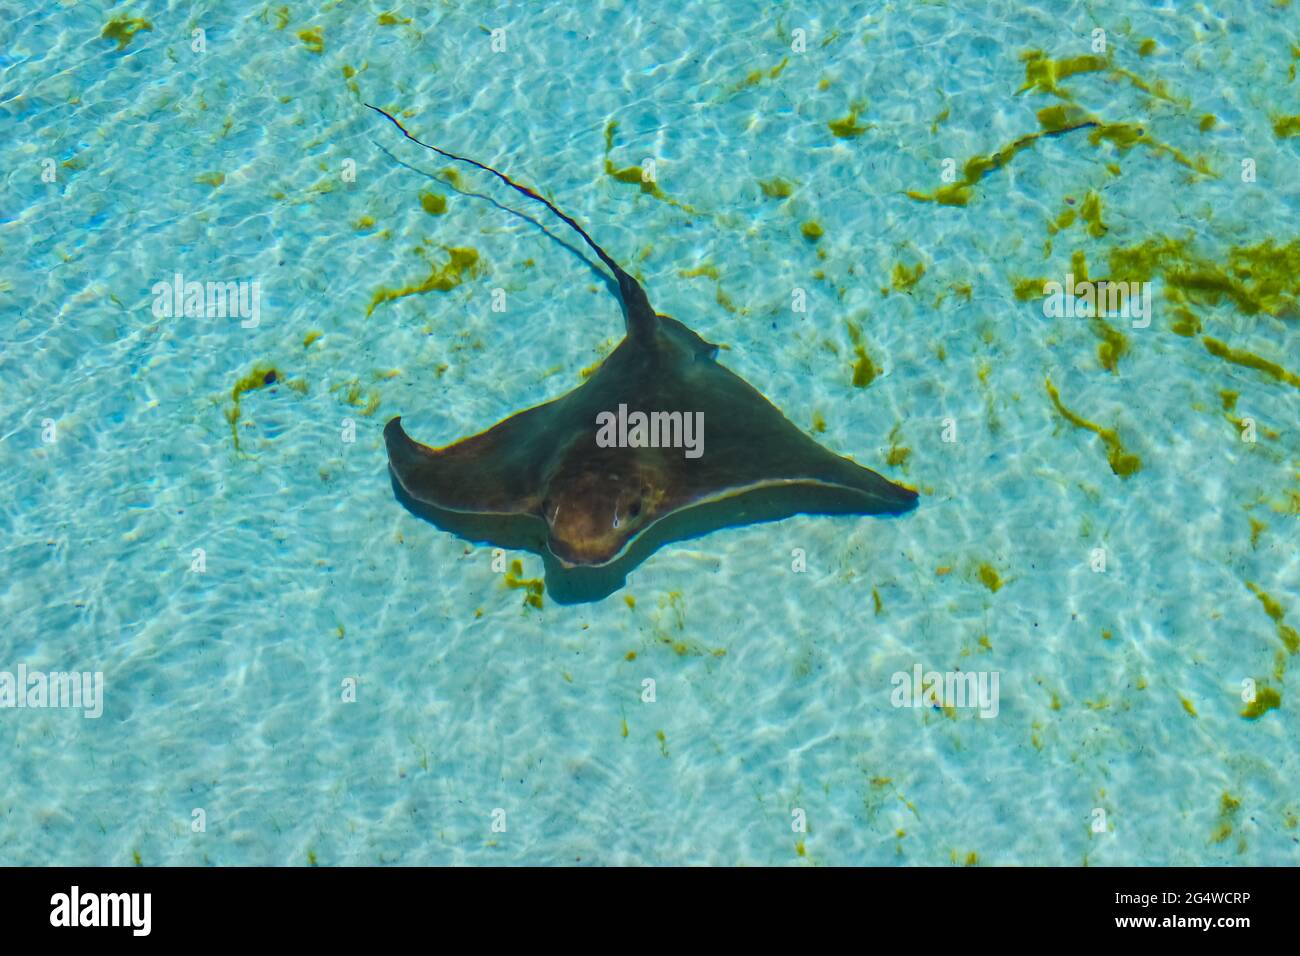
[
  {"left": 0, "top": 665, "right": 103, "bottom": 718},
  {"left": 891, "top": 664, "right": 999, "bottom": 718},
  {"left": 1038, "top": 273, "right": 1152, "bottom": 328},
  {"left": 595, "top": 404, "right": 704, "bottom": 459},
  {"left": 151, "top": 272, "right": 260, "bottom": 327},
  {"left": 50, "top": 886, "right": 150, "bottom": 936}
]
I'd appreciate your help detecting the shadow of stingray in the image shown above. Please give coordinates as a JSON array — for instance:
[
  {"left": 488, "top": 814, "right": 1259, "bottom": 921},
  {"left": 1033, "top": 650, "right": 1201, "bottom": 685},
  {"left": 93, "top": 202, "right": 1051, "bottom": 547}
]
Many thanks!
[{"left": 391, "top": 471, "right": 917, "bottom": 605}]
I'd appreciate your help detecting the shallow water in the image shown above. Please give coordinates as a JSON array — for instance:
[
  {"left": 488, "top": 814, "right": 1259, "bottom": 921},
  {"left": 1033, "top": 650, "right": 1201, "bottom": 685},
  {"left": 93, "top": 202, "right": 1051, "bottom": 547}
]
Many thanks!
[{"left": 1, "top": 1, "right": 1297, "bottom": 865}]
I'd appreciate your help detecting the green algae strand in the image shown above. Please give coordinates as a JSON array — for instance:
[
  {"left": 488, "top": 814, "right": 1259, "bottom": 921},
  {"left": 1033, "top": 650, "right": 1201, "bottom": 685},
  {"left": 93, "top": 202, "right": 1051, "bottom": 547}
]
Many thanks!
[{"left": 1044, "top": 378, "right": 1142, "bottom": 477}]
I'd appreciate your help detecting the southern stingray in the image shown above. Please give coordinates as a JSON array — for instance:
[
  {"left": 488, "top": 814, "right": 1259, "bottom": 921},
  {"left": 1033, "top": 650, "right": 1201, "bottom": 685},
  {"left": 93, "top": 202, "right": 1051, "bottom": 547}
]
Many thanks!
[{"left": 368, "top": 105, "right": 917, "bottom": 602}]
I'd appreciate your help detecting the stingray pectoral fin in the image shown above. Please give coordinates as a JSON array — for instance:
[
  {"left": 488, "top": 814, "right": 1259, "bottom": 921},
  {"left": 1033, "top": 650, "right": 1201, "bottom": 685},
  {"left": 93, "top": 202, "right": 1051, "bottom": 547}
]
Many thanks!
[
  {"left": 798, "top": 452, "right": 919, "bottom": 513},
  {"left": 385, "top": 414, "right": 547, "bottom": 516},
  {"left": 676, "top": 464, "right": 917, "bottom": 519},
  {"left": 656, "top": 402, "right": 918, "bottom": 519}
]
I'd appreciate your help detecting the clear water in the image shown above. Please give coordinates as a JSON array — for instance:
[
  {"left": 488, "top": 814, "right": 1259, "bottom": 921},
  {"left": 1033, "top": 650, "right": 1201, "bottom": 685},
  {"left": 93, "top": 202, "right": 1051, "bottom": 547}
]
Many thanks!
[{"left": 1, "top": 1, "right": 1297, "bottom": 865}]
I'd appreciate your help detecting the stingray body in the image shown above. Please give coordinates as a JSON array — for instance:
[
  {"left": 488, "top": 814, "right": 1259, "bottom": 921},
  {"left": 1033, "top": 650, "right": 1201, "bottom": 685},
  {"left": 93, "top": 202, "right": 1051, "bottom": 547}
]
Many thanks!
[{"left": 371, "top": 105, "right": 917, "bottom": 569}]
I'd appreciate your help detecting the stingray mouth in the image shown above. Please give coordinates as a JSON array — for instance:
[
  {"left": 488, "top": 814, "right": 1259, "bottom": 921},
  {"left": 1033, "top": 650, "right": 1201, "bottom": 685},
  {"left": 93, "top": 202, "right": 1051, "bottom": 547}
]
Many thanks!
[{"left": 544, "top": 531, "right": 636, "bottom": 568}]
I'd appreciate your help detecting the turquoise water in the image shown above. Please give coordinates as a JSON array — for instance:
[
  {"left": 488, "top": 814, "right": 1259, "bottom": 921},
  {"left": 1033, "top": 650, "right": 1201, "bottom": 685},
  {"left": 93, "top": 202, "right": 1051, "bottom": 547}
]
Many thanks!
[{"left": 1, "top": 1, "right": 1297, "bottom": 866}]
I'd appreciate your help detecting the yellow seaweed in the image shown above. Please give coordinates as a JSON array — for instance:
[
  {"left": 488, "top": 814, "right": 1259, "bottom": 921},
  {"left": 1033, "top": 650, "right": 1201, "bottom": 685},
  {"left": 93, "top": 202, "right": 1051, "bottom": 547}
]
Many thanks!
[
  {"left": 891, "top": 260, "right": 926, "bottom": 293},
  {"left": 367, "top": 247, "right": 481, "bottom": 316},
  {"left": 102, "top": 16, "right": 152, "bottom": 50},
  {"left": 1246, "top": 582, "right": 1300, "bottom": 653},
  {"left": 297, "top": 27, "right": 324, "bottom": 54},
  {"left": 1241, "top": 685, "right": 1281, "bottom": 719},
  {"left": 907, "top": 116, "right": 1096, "bottom": 206},
  {"left": 1079, "top": 191, "right": 1107, "bottom": 238},
  {"left": 829, "top": 110, "right": 870, "bottom": 138},
  {"left": 759, "top": 177, "right": 795, "bottom": 198},
  {"left": 1203, "top": 337, "right": 1300, "bottom": 389},
  {"left": 1044, "top": 378, "right": 1142, "bottom": 477},
  {"left": 1017, "top": 50, "right": 1109, "bottom": 97},
  {"left": 226, "top": 364, "right": 282, "bottom": 452},
  {"left": 504, "top": 559, "right": 544, "bottom": 610},
  {"left": 1107, "top": 236, "right": 1300, "bottom": 318}
]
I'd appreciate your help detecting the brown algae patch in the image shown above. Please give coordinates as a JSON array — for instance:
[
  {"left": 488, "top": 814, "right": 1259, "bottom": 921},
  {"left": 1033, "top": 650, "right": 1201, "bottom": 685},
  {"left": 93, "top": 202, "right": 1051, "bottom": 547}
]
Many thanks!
[
  {"left": 907, "top": 114, "right": 1097, "bottom": 206},
  {"left": 1202, "top": 337, "right": 1300, "bottom": 390},
  {"left": 1170, "top": 307, "right": 1202, "bottom": 337},
  {"left": 1242, "top": 684, "right": 1282, "bottom": 719},
  {"left": 1091, "top": 317, "right": 1129, "bottom": 373},
  {"left": 759, "top": 177, "right": 795, "bottom": 199},
  {"left": 1013, "top": 277, "right": 1048, "bottom": 301},
  {"left": 912, "top": 54, "right": 1212, "bottom": 206},
  {"left": 504, "top": 560, "right": 544, "bottom": 609},
  {"left": 226, "top": 364, "right": 289, "bottom": 452},
  {"left": 602, "top": 121, "right": 693, "bottom": 210},
  {"left": 846, "top": 321, "right": 877, "bottom": 387},
  {"left": 1210, "top": 793, "right": 1242, "bottom": 844},
  {"left": 885, "top": 445, "right": 911, "bottom": 467},
  {"left": 1106, "top": 236, "right": 1300, "bottom": 318},
  {"left": 851, "top": 350, "right": 877, "bottom": 387},
  {"left": 1245, "top": 582, "right": 1300, "bottom": 654},
  {"left": 1043, "top": 106, "right": 1214, "bottom": 176},
  {"left": 1081, "top": 119, "right": 1216, "bottom": 176},
  {"left": 297, "top": 27, "right": 325, "bottom": 54},
  {"left": 102, "top": 16, "right": 153, "bottom": 49},
  {"left": 1020, "top": 48, "right": 1188, "bottom": 108},
  {"left": 1274, "top": 115, "right": 1300, "bottom": 138},
  {"left": 977, "top": 563, "right": 1004, "bottom": 593},
  {"left": 1247, "top": 514, "right": 1266, "bottom": 549},
  {"left": 419, "top": 192, "right": 447, "bottom": 214},
  {"left": 891, "top": 260, "right": 926, "bottom": 293},
  {"left": 331, "top": 378, "right": 382, "bottom": 418},
  {"left": 1110, "top": 68, "right": 1189, "bottom": 107},
  {"left": 828, "top": 109, "right": 871, "bottom": 138},
  {"left": 801, "top": 221, "right": 824, "bottom": 241},
  {"left": 367, "top": 247, "right": 481, "bottom": 316},
  {"left": 729, "top": 57, "right": 790, "bottom": 93},
  {"left": 1079, "top": 191, "right": 1107, "bottom": 238},
  {"left": 1044, "top": 378, "right": 1142, "bottom": 477},
  {"left": 884, "top": 422, "right": 910, "bottom": 469},
  {"left": 1017, "top": 50, "right": 1109, "bottom": 97},
  {"left": 1042, "top": 106, "right": 1213, "bottom": 176},
  {"left": 678, "top": 263, "right": 721, "bottom": 281}
]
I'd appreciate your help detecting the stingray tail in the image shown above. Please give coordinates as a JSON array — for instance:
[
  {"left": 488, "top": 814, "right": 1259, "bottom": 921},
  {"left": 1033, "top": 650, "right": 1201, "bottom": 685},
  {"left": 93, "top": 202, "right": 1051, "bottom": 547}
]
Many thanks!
[{"left": 366, "top": 103, "right": 655, "bottom": 340}]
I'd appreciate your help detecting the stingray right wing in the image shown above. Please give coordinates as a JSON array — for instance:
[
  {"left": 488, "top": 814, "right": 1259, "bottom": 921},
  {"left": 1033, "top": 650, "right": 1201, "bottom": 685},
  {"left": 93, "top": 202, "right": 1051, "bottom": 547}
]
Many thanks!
[{"left": 650, "top": 360, "right": 919, "bottom": 518}]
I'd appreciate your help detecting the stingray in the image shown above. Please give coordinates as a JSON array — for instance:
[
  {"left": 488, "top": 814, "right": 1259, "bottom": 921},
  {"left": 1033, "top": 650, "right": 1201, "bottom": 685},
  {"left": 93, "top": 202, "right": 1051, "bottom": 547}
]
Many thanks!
[{"left": 368, "top": 104, "right": 918, "bottom": 574}]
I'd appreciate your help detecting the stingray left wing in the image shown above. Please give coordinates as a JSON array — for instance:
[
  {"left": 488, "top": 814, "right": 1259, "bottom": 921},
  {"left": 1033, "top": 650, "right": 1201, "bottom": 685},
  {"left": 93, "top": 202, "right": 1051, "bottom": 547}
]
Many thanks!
[{"left": 385, "top": 403, "right": 567, "bottom": 515}]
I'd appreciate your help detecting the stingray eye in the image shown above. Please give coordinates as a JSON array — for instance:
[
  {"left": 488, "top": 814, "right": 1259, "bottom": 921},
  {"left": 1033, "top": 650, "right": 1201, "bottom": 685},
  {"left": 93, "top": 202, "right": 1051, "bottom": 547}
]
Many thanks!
[{"left": 629, "top": 499, "right": 642, "bottom": 519}]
